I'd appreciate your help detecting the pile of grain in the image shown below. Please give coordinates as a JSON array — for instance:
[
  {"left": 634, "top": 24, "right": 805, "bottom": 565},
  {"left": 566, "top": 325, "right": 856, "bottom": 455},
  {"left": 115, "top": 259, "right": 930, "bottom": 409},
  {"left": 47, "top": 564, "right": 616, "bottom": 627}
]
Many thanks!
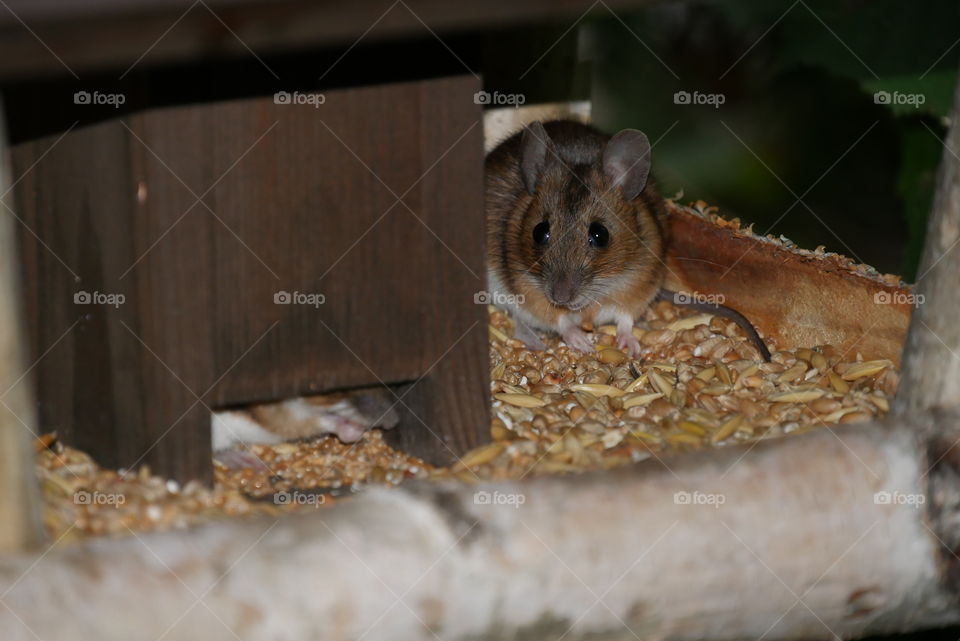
[
  {"left": 451, "top": 301, "right": 896, "bottom": 480},
  {"left": 36, "top": 430, "right": 430, "bottom": 541},
  {"left": 36, "top": 300, "right": 896, "bottom": 539}
]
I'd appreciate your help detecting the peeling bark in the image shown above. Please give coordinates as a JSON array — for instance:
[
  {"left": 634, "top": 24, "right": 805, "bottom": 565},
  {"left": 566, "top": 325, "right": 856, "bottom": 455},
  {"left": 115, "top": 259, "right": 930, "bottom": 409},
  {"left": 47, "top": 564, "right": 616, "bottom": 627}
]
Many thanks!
[
  {"left": 0, "top": 97, "right": 42, "bottom": 552},
  {"left": 892, "top": 67, "right": 960, "bottom": 600},
  {"left": 895, "top": 69, "right": 960, "bottom": 417},
  {"left": 1, "top": 417, "right": 959, "bottom": 641}
]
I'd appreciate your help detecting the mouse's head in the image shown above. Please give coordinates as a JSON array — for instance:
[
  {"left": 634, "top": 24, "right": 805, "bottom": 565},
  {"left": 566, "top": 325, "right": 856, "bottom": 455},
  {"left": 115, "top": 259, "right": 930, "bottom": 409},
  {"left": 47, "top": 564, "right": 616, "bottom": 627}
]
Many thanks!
[{"left": 511, "top": 121, "right": 662, "bottom": 312}]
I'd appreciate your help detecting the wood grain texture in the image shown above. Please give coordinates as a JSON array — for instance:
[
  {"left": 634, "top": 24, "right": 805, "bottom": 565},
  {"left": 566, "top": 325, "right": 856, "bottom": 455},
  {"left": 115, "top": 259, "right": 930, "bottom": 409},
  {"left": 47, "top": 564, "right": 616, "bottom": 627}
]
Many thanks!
[
  {"left": 0, "top": 0, "right": 655, "bottom": 80},
  {"left": 664, "top": 205, "right": 912, "bottom": 365},
  {"left": 12, "top": 75, "right": 490, "bottom": 482}
]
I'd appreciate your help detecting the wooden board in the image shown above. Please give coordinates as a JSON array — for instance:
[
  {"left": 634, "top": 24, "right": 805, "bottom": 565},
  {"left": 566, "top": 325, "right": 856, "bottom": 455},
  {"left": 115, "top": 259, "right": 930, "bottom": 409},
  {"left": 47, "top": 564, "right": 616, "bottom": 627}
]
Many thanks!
[
  {"left": 12, "top": 75, "right": 490, "bottom": 482},
  {"left": 0, "top": 0, "right": 653, "bottom": 80}
]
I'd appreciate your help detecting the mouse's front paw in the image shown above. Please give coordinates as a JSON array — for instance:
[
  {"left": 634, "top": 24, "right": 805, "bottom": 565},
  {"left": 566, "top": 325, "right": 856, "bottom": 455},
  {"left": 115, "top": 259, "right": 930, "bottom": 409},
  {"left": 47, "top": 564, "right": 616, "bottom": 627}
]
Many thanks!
[
  {"left": 332, "top": 416, "right": 368, "bottom": 443},
  {"left": 560, "top": 326, "right": 594, "bottom": 353},
  {"left": 616, "top": 330, "right": 641, "bottom": 359}
]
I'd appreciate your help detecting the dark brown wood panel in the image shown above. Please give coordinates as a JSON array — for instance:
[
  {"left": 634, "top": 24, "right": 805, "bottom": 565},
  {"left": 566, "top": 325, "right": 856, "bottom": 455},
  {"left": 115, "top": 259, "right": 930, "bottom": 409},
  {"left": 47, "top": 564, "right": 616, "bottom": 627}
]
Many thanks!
[
  {"left": 0, "top": 0, "right": 653, "bottom": 79},
  {"left": 12, "top": 75, "right": 490, "bottom": 482}
]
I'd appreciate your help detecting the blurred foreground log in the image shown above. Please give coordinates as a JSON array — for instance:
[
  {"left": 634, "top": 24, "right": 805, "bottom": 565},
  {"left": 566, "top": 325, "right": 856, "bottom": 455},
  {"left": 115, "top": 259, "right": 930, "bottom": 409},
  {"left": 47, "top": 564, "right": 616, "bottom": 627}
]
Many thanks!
[
  {"left": 1, "top": 417, "right": 959, "bottom": 640},
  {"left": 0, "top": 98, "right": 42, "bottom": 552}
]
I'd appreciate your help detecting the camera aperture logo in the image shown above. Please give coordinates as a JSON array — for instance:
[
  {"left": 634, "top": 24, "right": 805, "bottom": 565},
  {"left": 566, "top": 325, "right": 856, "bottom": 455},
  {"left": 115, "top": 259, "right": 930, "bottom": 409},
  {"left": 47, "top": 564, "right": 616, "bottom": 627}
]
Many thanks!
[
  {"left": 873, "top": 291, "right": 924, "bottom": 308},
  {"left": 74, "top": 290, "right": 125, "bottom": 308},
  {"left": 874, "top": 491, "right": 924, "bottom": 507},
  {"left": 274, "top": 290, "right": 326, "bottom": 308},
  {"left": 274, "top": 91, "right": 326, "bottom": 108},
  {"left": 74, "top": 490, "right": 125, "bottom": 507},
  {"left": 673, "top": 290, "right": 725, "bottom": 306},
  {"left": 274, "top": 491, "right": 326, "bottom": 508},
  {"left": 673, "top": 90, "right": 725, "bottom": 109},
  {"left": 74, "top": 90, "right": 126, "bottom": 108},
  {"left": 474, "top": 290, "right": 524, "bottom": 306},
  {"left": 874, "top": 91, "right": 925, "bottom": 108},
  {"left": 474, "top": 90, "right": 526, "bottom": 107},
  {"left": 474, "top": 490, "right": 525, "bottom": 508},
  {"left": 674, "top": 490, "right": 725, "bottom": 508}
]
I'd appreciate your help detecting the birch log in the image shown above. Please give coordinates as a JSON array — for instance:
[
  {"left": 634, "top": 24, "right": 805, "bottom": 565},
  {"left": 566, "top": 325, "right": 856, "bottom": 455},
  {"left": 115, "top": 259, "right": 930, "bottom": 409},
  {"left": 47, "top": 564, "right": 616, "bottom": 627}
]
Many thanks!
[
  {"left": 0, "top": 417, "right": 959, "bottom": 641},
  {"left": 895, "top": 72, "right": 960, "bottom": 416},
  {"left": 0, "top": 97, "right": 42, "bottom": 552},
  {"left": 890, "top": 65, "right": 960, "bottom": 619}
]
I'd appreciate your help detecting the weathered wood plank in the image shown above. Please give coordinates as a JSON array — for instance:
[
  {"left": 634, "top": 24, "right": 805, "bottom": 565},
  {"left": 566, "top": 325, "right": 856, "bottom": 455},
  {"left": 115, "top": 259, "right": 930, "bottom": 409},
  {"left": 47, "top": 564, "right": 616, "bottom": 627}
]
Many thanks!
[
  {"left": 0, "top": 0, "right": 655, "bottom": 80},
  {"left": 12, "top": 75, "right": 490, "bottom": 482}
]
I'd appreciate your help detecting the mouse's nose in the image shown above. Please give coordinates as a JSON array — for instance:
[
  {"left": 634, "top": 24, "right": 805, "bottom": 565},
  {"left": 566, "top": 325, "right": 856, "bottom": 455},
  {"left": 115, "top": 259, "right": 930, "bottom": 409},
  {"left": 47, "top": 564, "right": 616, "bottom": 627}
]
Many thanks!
[{"left": 548, "top": 275, "right": 577, "bottom": 307}]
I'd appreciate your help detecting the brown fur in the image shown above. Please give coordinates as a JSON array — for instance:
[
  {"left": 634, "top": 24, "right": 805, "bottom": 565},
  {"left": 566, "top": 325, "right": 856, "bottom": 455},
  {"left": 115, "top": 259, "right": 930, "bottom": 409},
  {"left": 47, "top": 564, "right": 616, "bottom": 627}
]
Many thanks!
[
  {"left": 485, "top": 120, "right": 668, "bottom": 328},
  {"left": 247, "top": 389, "right": 398, "bottom": 441}
]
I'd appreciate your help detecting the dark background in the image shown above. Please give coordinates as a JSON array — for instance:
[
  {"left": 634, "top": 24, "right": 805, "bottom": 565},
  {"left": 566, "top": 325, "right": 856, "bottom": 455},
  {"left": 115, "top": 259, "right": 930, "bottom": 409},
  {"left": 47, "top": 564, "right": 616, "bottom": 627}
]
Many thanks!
[
  {"left": 4, "top": 0, "right": 958, "bottom": 281},
  {"left": 582, "top": 0, "right": 959, "bottom": 281}
]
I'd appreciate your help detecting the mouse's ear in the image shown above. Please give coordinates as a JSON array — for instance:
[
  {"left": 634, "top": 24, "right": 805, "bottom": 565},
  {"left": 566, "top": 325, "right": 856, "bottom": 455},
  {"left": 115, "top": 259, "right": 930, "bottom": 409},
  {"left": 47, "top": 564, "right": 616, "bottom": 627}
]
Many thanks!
[
  {"left": 520, "top": 121, "right": 552, "bottom": 194},
  {"left": 603, "top": 129, "right": 651, "bottom": 201}
]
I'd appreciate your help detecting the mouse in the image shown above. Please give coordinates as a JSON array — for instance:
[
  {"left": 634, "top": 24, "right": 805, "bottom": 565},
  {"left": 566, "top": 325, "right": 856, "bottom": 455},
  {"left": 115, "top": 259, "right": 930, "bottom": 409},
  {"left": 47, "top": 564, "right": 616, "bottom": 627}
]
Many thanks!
[
  {"left": 211, "top": 388, "right": 400, "bottom": 469},
  {"left": 485, "top": 119, "right": 770, "bottom": 362}
]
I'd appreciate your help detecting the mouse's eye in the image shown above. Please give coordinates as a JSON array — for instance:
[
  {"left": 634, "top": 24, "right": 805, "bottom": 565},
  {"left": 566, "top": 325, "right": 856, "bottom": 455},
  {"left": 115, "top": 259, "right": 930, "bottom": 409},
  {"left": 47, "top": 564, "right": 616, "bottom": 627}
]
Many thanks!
[
  {"left": 532, "top": 221, "right": 550, "bottom": 246},
  {"left": 588, "top": 222, "right": 609, "bottom": 248}
]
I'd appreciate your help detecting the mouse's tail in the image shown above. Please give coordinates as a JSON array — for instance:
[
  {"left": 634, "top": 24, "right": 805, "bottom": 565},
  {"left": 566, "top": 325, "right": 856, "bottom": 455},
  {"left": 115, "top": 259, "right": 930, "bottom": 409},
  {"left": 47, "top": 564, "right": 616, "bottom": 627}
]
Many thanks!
[{"left": 655, "top": 288, "right": 772, "bottom": 362}]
